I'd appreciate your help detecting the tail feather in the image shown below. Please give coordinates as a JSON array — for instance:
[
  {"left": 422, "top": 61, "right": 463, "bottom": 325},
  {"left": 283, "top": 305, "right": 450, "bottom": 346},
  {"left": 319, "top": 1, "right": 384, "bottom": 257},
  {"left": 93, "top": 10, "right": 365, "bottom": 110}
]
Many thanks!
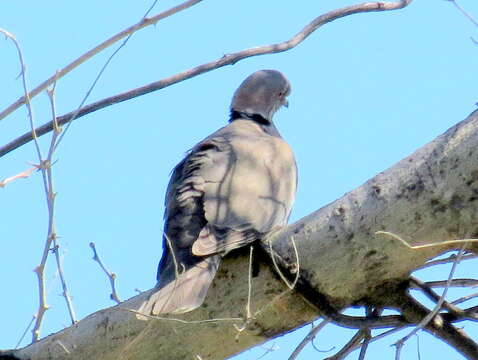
[{"left": 136, "top": 255, "right": 220, "bottom": 319}]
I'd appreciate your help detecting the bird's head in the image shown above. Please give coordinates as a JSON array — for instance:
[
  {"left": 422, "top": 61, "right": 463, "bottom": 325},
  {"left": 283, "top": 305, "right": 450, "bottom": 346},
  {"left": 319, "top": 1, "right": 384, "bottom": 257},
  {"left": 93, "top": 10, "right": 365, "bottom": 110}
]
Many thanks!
[{"left": 230, "top": 69, "right": 291, "bottom": 122}]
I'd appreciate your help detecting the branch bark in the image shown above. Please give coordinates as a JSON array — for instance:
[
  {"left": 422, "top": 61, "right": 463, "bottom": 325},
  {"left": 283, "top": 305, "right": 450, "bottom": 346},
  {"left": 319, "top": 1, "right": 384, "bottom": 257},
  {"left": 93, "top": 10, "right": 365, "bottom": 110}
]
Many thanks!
[
  {"left": 0, "top": 0, "right": 412, "bottom": 158},
  {"left": 4, "top": 108, "right": 478, "bottom": 359}
]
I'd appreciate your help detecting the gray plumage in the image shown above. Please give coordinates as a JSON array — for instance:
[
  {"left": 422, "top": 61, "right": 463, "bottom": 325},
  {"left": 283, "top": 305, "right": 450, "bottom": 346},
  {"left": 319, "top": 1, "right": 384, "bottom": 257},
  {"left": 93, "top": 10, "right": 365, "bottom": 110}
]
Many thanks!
[{"left": 138, "top": 69, "right": 297, "bottom": 316}]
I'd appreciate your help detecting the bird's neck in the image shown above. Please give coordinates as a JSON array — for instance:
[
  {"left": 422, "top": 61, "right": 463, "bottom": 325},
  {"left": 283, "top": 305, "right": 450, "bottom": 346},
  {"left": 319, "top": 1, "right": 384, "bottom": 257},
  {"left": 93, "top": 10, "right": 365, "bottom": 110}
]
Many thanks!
[
  {"left": 229, "top": 110, "right": 270, "bottom": 125},
  {"left": 229, "top": 110, "right": 282, "bottom": 138}
]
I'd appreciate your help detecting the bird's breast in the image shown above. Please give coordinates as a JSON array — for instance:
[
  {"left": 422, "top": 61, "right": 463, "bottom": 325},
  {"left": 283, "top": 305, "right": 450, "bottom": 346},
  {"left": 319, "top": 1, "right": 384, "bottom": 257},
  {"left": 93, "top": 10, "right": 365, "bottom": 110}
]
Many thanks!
[{"left": 202, "top": 134, "right": 296, "bottom": 233}]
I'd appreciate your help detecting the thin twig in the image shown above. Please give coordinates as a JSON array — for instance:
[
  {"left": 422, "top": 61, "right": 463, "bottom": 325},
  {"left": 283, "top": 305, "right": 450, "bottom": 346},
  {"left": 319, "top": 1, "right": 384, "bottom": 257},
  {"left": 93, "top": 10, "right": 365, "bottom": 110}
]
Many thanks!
[
  {"left": 256, "top": 343, "right": 278, "bottom": 359},
  {"left": 46, "top": 85, "right": 77, "bottom": 325},
  {"left": 268, "top": 235, "right": 300, "bottom": 290},
  {"left": 0, "top": 0, "right": 203, "bottom": 122},
  {"left": 89, "top": 242, "right": 121, "bottom": 303},
  {"left": 1, "top": 27, "right": 59, "bottom": 342},
  {"left": 446, "top": 0, "right": 478, "bottom": 27},
  {"left": 326, "top": 329, "right": 367, "bottom": 360},
  {"left": 247, "top": 246, "right": 254, "bottom": 320},
  {"left": 394, "top": 248, "right": 466, "bottom": 351},
  {"left": 416, "top": 334, "right": 422, "bottom": 360},
  {"left": 288, "top": 318, "right": 331, "bottom": 360},
  {"left": 15, "top": 315, "right": 36, "bottom": 348},
  {"left": 53, "top": 0, "right": 160, "bottom": 151},
  {"left": 0, "top": 166, "right": 37, "bottom": 187},
  {"left": 417, "top": 253, "right": 477, "bottom": 270},
  {"left": 0, "top": 0, "right": 413, "bottom": 158},
  {"left": 452, "top": 291, "right": 478, "bottom": 306},
  {"left": 327, "top": 327, "right": 406, "bottom": 360},
  {"left": 0, "top": 28, "right": 41, "bottom": 159},
  {"left": 410, "top": 277, "right": 474, "bottom": 320},
  {"left": 416, "top": 279, "right": 478, "bottom": 288},
  {"left": 397, "top": 293, "right": 478, "bottom": 359}
]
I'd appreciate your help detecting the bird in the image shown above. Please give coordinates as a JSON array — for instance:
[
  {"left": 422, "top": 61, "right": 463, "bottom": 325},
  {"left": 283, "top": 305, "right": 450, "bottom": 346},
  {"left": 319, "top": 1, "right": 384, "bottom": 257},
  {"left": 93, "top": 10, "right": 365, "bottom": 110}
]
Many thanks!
[{"left": 137, "top": 69, "right": 297, "bottom": 316}]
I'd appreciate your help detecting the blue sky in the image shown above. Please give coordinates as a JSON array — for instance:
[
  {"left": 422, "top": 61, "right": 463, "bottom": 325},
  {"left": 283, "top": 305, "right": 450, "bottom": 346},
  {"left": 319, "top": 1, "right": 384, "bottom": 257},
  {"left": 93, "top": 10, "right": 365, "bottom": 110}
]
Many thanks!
[{"left": 1, "top": 0, "right": 478, "bottom": 359}]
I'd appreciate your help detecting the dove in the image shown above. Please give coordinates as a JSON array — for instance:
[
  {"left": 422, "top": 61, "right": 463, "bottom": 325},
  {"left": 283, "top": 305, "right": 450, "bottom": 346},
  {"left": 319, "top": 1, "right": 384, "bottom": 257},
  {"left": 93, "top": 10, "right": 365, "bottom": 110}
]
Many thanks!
[{"left": 138, "top": 69, "right": 297, "bottom": 316}]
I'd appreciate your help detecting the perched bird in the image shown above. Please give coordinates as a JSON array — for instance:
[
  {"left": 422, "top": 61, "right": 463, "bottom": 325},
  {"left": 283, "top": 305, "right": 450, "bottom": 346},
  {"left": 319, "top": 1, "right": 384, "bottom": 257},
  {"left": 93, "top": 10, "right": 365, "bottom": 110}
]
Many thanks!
[{"left": 138, "top": 69, "right": 297, "bottom": 316}]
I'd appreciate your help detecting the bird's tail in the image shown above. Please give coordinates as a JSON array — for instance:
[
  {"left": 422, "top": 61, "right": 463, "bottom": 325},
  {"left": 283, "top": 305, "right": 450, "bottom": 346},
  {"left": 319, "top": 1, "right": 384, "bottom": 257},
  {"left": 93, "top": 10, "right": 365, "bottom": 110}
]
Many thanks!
[{"left": 136, "top": 255, "right": 220, "bottom": 319}]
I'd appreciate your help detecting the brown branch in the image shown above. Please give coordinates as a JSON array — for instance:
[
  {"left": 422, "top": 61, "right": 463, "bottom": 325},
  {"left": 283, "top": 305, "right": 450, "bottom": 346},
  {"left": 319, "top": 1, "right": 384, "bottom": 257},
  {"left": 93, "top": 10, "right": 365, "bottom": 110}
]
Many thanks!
[
  {"left": 0, "top": 0, "right": 413, "bottom": 158},
  {"left": 0, "top": 0, "right": 203, "bottom": 122}
]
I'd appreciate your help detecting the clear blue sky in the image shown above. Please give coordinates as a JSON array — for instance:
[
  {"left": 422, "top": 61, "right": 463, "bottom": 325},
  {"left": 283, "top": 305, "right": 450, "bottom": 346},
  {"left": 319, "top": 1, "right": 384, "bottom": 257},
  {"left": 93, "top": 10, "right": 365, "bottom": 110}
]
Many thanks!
[{"left": 1, "top": 0, "right": 478, "bottom": 359}]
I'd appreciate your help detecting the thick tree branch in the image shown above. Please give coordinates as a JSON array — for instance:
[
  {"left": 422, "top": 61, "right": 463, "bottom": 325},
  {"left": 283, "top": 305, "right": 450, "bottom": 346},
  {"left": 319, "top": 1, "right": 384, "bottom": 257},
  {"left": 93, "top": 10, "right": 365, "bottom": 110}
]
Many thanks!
[
  {"left": 0, "top": 0, "right": 412, "bottom": 158},
  {"left": 4, "top": 102, "right": 478, "bottom": 360}
]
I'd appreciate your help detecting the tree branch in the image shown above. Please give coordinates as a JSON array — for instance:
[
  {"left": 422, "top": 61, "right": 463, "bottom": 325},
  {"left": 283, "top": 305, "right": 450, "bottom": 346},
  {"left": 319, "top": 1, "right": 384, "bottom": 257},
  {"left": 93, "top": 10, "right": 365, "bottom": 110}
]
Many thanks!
[
  {"left": 397, "top": 293, "right": 478, "bottom": 360},
  {"left": 4, "top": 107, "right": 478, "bottom": 360},
  {"left": 90, "top": 242, "right": 122, "bottom": 304},
  {"left": 0, "top": 0, "right": 203, "bottom": 122},
  {"left": 0, "top": 0, "right": 412, "bottom": 158}
]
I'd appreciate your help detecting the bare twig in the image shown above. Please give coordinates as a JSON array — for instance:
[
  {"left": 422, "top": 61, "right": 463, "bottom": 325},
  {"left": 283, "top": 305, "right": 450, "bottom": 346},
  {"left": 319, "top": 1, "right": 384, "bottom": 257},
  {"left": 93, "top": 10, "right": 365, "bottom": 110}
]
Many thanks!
[
  {"left": 416, "top": 334, "right": 422, "bottom": 360},
  {"left": 256, "top": 343, "right": 278, "bottom": 359},
  {"left": 269, "top": 235, "right": 300, "bottom": 290},
  {"left": 417, "top": 253, "right": 477, "bottom": 270},
  {"left": 89, "top": 242, "right": 121, "bottom": 303},
  {"left": 416, "top": 279, "right": 478, "bottom": 288},
  {"left": 326, "top": 329, "right": 367, "bottom": 360},
  {"left": 0, "top": 0, "right": 413, "bottom": 158},
  {"left": 394, "top": 248, "right": 466, "bottom": 352},
  {"left": 288, "top": 318, "right": 331, "bottom": 360},
  {"left": 53, "top": 0, "right": 160, "bottom": 151},
  {"left": 0, "top": 0, "right": 203, "bottom": 122},
  {"left": 0, "top": 166, "right": 37, "bottom": 188},
  {"left": 446, "top": 0, "right": 478, "bottom": 27},
  {"left": 45, "top": 85, "right": 77, "bottom": 325},
  {"left": 452, "top": 291, "right": 478, "bottom": 306},
  {"left": 397, "top": 293, "right": 478, "bottom": 360},
  {"left": 410, "top": 277, "right": 475, "bottom": 320},
  {"left": 326, "top": 327, "right": 406, "bottom": 360},
  {"left": 247, "top": 246, "right": 254, "bottom": 320},
  {"left": 1, "top": 27, "right": 56, "bottom": 342},
  {"left": 1, "top": 28, "right": 77, "bottom": 342},
  {"left": 0, "top": 28, "right": 41, "bottom": 159},
  {"left": 15, "top": 315, "right": 36, "bottom": 348}
]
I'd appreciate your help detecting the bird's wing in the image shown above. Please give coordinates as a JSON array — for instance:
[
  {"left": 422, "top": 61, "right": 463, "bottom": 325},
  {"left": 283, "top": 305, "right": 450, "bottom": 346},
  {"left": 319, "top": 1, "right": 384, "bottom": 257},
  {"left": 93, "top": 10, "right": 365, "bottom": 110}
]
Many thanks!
[
  {"left": 139, "top": 120, "right": 296, "bottom": 316},
  {"left": 192, "top": 120, "right": 297, "bottom": 256}
]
